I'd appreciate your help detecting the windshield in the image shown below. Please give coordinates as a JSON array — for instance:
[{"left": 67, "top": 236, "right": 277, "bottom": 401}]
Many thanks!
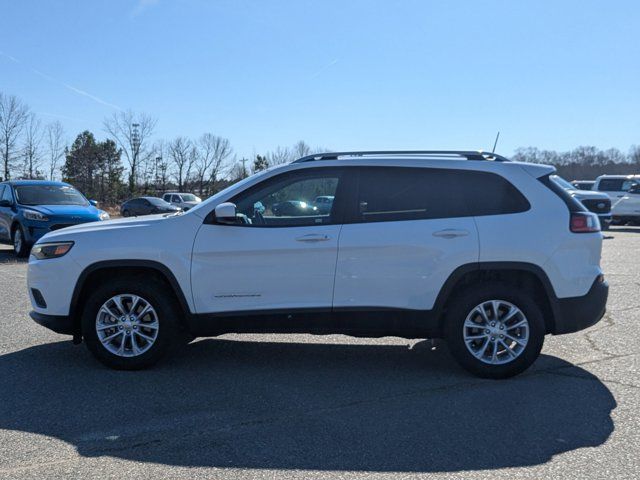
[
  {"left": 180, "top": 194, "right": 198, "bottom": 202},
  {"left": 15, "top": 185, "right": 88, "bottom": 206},
  {"left": 550, "top": 175, "right": 576, "bottom": 191}
]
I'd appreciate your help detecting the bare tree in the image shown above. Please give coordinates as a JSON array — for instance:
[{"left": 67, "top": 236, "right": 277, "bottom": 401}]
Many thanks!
[
  {"left": 0, "top": 93, "right": 29, "bottom": 180},
  {"left": 292, "top": 140, "right": 311, "bottom": 159},
  {"left": 267, "top": 145, "right": 292, "bottom": 166},
  {"left": 22, "top": 113, "right": 44, "bottom": 179},
  {"left": 194, "top": 133, "right": 232, "bottom": 196},
  {"left": 168, "top": 137, "right": 193, "bottom": 191},
  {"left": 45, "top": 121, "right": 66, "bottom": 180},
  {"left": 103, "top": 110, "right": 157, "bottom": 194}
]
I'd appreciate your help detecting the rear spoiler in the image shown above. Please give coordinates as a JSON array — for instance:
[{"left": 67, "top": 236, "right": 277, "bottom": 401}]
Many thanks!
[{"left": 516, "top": 162, "right": 556, "bottom": 178}]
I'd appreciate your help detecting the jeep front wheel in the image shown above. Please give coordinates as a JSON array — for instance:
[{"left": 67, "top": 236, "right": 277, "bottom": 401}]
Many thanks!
[{"left": 82, "top": 277, "right": 182, "bottom": 370}]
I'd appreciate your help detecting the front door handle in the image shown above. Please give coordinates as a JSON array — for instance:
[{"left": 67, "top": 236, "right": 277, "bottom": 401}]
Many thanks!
[
  {"left": 295, "top": 234, "right": 331, "bottom": 242},
  {"left": 433, "top": 229, "right": 469, "bottom": 239}
]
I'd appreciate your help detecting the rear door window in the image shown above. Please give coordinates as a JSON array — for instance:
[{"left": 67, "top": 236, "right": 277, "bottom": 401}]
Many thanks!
[{"left": 356, "top": 167, "right": 467, "bottom": 222}]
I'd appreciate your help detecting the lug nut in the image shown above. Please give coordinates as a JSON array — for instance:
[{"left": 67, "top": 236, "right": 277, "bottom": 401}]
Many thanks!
[
  {"left": 500, "top": 334, "right": 504, "bottom": 339},
  {"left": 485, "top": 329, "right": 490, "bottom": 334}
]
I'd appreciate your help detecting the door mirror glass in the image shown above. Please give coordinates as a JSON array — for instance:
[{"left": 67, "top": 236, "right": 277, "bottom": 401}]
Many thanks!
[{"left": 215, "top": 202, "right": 237, "bottom": 224}]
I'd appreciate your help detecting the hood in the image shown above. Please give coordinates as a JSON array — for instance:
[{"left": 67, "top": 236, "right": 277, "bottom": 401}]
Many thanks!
[
  {"left": 25, "top": 204, "right": 101, "bottom": 218},
  {"left": 39, "top": 213, "right": 171, "bottom": 241}
]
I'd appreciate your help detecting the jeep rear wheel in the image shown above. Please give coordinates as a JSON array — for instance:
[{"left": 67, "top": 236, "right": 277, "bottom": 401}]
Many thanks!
[
  {"left": 82, "top": 277, "right": 183, "bottom": 370},
  {"left": 444, "top": 282, "right": 545, "bottom": 379}
]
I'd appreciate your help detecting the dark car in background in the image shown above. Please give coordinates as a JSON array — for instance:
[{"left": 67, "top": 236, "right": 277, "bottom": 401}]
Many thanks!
[
  {"left": 120, "top": 197, "right": 181, "bottom": 217},
  {"left": 0, "top": 180, "right": 109, "bottom": 257},
  {"left": 272, "top": 200, "right": 319, "bottom": 217}
]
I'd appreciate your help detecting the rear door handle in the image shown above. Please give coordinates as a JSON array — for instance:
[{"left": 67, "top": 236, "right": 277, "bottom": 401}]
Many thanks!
[
  {"left": 295, "top": 234, "right": 331, "bottom": 242},
  {"left": 433, "top": 229, "right": 469, "bottom": 239}
]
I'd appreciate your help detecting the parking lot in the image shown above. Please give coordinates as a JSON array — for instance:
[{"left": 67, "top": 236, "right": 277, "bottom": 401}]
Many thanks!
[{"left": 0, "top": 230, "right": 638, "bottom": 480}]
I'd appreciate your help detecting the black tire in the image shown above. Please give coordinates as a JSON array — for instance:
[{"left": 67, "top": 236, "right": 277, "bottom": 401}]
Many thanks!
[
  {"left": 122, "top": 210, "right": 130, "bottom": 217},
  {"left": 81, "top": 275, "right": 183, "bottom": 370},
  {"left": 444, "top": 282, "right": 545, "bottom": 379},
  {"left": 12, "top": 225, "right": 30, "bottom": 258}
]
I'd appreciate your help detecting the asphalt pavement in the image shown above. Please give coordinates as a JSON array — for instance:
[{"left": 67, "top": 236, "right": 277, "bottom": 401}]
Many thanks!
[{"left": 0, "top": 229, "right": 638, "bottom": 479}]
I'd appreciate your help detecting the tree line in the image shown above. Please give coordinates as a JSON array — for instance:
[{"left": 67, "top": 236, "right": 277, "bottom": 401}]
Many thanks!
[
  {"left": 512, "top": 146, "right": 640, "bottom": 180},
  {"left": 2, "top": 91, "right": 639, "bottom": 204}
]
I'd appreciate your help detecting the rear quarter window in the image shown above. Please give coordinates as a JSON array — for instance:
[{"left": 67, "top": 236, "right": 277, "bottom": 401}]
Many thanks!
[{"left": 456, "top": 170, "right": 530, "bottom": 216}]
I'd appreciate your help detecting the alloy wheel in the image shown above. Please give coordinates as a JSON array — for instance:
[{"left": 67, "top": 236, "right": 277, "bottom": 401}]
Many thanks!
[
  {"left": 95, "top": 294, "right": 159, "bottom": 357},
  {"left": 462, "top": 300, "right": 530, "bottom": 365}
]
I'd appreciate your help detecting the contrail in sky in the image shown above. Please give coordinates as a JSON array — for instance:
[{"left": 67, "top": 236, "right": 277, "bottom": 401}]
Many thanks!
[{"left": 0, "top": 50, "right": 122, "bottom": 111}]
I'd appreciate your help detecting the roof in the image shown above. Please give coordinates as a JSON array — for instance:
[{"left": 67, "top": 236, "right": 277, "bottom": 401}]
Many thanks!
[{"left": 1, "top": 180, "right": 70, "bottom": 187}]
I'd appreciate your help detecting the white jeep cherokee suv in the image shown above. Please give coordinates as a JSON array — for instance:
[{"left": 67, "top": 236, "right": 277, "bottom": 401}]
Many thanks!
[{"left": 27, "top": 151, "right": 608, "bottom": 378}]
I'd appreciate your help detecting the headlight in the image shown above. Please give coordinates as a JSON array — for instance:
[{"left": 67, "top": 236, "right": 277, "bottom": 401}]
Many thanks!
[
  {"left": 31, "top": 241, "right": 74, "bottom": 260},
  {"left": 23, "top": 210, "right": 48, "bottom": 221},
  {"left": 99, "top": 211, "right": 110, "bottom": 220}
]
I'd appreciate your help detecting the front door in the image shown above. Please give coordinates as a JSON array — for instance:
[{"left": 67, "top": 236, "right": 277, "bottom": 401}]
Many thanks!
[{"left": 191, "top": 168, "right": 349, "bottom": 314}]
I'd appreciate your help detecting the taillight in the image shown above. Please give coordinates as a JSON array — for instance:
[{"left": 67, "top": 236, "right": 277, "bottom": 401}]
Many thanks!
[{"left": 570, "top": 212, "right": 600, "bottom": 233}]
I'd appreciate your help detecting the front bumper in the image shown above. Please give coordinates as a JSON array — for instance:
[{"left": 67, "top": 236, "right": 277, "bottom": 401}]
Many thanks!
[
  {"left": 29, "top": 311, "right": 73, "bottom": 335},
  {"left": 552, "top": 277, "right": 608, "bottom": 335}
]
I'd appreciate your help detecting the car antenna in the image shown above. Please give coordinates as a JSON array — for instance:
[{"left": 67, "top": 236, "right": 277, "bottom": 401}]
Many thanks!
[{"left": 491, "top": 131, "right": 500, "bottom": 153}]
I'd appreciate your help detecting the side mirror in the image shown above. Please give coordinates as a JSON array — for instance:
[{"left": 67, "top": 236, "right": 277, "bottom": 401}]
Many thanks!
[
  {"left": 214, "top": 202, "right": 238, "bottom": 224},
  {"left": 0, "top": 199, "right": 12, "bottom": 207},
  {"left": 628, "top": 186, "right": 640, "bottom": 195},
  {"left": 89, "top": 199, "right": 98, "bottom": 207}
]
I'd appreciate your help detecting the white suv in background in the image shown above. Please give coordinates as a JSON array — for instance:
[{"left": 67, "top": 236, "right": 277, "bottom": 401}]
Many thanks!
[
  {"left": 162, "top": 192, "right": 202, "bottom": 211},
  {"left": 27, "top": 151, "right": 608, "bottom": 379},
  {"left": 593, "top": 174, "right": 640, "bottom": 225}
]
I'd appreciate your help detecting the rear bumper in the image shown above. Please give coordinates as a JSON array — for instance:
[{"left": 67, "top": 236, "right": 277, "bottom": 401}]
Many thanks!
[
  {"left": 29, "top": 311, "right": 73, "bottom": 335},
  {"left": 552, "top": 277, "right": 608, "bottom": 335},
  {"left": 597, "top": 214, "right": 612, "bottom": 226}
]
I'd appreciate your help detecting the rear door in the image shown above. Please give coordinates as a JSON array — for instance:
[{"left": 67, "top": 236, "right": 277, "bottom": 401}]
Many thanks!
[{"left": 333, "top": 166, "right": 479, "bottom": 311}]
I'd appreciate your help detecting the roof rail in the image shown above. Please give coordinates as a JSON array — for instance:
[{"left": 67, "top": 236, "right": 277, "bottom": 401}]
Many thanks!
[{"left": 292, "top": 150, "right": 510, "bottom": 163}]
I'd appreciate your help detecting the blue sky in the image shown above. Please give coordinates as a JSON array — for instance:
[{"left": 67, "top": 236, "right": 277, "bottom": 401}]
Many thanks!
[{"left": 1, "top": 0, "right": 639, "bottom": 159}]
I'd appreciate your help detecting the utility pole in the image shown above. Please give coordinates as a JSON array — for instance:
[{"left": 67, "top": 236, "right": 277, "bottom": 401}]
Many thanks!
[
  {"left": 131, "top": 123, "right": 140, "bottom": 194},
  {"left": 155, "top": 155, "right": 162, "bottom": 194}
]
